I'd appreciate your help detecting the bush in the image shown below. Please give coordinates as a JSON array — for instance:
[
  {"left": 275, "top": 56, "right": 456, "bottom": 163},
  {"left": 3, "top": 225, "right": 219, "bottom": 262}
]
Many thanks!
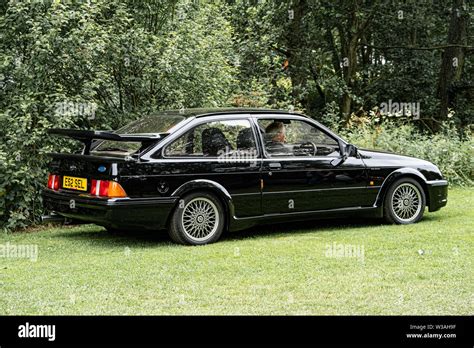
[
  {"left": 0, "top": 1, "right": 236, "bottom": 230},
  {"left": 341, "top": 120, "right": 473, "bottom": 186}
]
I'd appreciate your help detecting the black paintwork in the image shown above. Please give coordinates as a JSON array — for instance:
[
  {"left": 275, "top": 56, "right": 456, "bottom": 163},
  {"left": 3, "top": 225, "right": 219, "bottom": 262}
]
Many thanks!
[{"left": 42, "top": 109, "right": 448, "bottom": 232}]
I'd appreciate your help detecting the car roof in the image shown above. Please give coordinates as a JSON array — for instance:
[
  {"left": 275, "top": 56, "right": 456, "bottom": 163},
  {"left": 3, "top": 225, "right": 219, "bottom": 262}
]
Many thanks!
[{"left": 148, "top": 107, "right": 306, "bottom": 119}]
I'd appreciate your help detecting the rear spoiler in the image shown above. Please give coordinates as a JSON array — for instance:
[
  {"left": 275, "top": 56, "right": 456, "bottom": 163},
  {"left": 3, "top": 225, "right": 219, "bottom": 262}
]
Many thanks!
[{"left": 48, "top": 128, "right": 165, "bottom": 155}]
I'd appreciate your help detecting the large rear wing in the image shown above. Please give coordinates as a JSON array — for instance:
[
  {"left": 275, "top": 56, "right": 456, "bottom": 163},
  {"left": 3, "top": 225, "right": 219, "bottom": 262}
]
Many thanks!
[{"left": 48, "top": 128, "right": 165, "bottom": 155}]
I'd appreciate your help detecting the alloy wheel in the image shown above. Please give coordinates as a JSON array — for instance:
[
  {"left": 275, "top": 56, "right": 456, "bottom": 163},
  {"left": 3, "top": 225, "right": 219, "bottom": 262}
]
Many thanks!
[
  {"left": 181, "top": 197, "right": 220, "bottom": 242},
  {"left": 390, "top": 183, "right": 422, "bottom": 223}
]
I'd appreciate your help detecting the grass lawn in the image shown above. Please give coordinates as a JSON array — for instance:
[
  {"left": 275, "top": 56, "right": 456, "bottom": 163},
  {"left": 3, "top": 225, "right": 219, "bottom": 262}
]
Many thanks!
[{"left": 0, "top": 188, "right": 472, "bottom": 315}]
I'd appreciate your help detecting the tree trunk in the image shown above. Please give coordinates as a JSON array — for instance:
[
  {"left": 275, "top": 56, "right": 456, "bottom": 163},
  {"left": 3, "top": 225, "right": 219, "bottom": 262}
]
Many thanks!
[
  {"left": 286, "top": 0, "right": 309, "bottom": 107},
  {"left": 436, "top": 0, "right": 467, "bottom": 124},
  {"left": 340, "top": 35, "right": 359, "bottom": 122}
]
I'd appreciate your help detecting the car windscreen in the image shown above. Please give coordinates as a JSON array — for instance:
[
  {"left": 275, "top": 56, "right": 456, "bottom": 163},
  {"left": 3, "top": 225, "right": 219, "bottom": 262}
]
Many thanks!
[{"left": 91, "top": 115, "right": 186, "bottom": 155}]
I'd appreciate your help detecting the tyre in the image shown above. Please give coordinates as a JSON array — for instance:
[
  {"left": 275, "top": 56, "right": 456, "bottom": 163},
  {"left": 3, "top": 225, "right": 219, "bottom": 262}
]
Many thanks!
[
  {"left": 383, "top": 177, "right": 426, "bottom": 224},
  {"left": 168, "top": 191, "right": 225, "bottom": 245}
]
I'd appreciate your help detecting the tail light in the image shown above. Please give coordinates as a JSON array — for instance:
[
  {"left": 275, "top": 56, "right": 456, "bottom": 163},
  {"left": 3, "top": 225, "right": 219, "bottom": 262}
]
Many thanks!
[
  {"left": 47, "top": 174, "right": 60, "bottom": 191},
  {"left": 90, "top": 180, "right": 127, "bottom": 198}
]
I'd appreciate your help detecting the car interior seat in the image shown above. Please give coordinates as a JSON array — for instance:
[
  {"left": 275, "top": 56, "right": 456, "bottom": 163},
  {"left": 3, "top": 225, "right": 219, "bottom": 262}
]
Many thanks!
[{"left": 201, "top": 127, "right": 232, "bottom": 156}]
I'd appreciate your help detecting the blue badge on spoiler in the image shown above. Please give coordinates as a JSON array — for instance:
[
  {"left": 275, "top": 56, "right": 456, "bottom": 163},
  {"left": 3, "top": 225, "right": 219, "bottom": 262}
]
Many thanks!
[{"left": 98, "top": 165, "right": 106, "bottom": 173}]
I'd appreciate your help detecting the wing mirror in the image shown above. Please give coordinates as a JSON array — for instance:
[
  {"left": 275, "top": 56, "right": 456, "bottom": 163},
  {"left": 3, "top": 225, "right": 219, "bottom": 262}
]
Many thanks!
[
  {"left": 331, "top": 143, "right": 358, "bottom": 167},
  {"left": 345, "top": 143, "right": 358, "bottom": 157}
]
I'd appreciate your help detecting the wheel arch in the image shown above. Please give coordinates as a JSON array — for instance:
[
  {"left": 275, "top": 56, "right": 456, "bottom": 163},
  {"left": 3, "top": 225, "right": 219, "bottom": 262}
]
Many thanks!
[
  {"left": 170, "top": 179, "right": 234, "bottom": 231},
  {"left": 376, "top": 168, "right": 430, "bottom": 208}
]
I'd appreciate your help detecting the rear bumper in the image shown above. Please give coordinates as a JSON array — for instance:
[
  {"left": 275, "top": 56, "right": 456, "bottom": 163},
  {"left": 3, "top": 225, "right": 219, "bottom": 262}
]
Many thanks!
[
  {"left": 426, "top": 180, "right": 448, "bottom": 212},
  {"left": 42, "top": 189, "right": 178, "bottom": 230}
]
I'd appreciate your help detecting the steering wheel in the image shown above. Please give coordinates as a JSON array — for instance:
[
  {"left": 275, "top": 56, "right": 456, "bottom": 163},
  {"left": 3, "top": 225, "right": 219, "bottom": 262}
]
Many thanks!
[{"left": 297, "top": 141, "right": 317, "bottom": 156}]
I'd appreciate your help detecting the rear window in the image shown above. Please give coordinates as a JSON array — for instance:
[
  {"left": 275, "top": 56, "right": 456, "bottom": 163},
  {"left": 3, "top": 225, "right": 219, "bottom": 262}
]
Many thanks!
[{"left": 92, "top": 114, "right": 186, "bottom": 155}]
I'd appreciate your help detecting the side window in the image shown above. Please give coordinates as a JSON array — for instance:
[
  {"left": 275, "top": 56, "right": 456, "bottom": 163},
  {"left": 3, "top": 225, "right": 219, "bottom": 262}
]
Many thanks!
[
  {"left": 164, "top": 119, "right": 258, "bottom": 158},
  {"left": 257, "top": 119, "right": 340, "bottom": 157}
]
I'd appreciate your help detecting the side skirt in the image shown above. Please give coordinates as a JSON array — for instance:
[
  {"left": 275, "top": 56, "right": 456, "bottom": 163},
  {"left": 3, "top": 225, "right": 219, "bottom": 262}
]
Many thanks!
[{"left": 228, "top": 206, "right": 383, "bottom": 232}]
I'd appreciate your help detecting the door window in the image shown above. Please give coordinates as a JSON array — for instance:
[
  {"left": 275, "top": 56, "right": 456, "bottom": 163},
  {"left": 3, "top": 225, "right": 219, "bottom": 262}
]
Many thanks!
[
  {"left": 257, "top": 119, "right": 340, "bottom": 157},
  {"left": 164, "top": 119, "right": 258, "bottom": 158}
]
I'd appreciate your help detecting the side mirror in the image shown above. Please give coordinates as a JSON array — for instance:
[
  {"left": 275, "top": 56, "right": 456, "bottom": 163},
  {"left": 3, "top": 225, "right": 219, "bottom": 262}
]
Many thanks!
[
  {"left": 345, "top": 144, "right": 358, "bottom": 157},
  {"left": 330, "top": 143, "right": 357, "bottom": 167}
]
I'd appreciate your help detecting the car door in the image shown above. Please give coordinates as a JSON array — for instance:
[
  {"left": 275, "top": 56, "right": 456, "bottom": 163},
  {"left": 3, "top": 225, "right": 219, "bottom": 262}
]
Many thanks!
[{"left": 255, "top": 116, "right": 370, "bottom": 215}]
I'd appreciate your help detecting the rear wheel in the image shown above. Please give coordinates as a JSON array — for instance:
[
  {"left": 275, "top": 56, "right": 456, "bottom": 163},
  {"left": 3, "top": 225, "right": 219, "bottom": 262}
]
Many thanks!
[
  {"left": 168, "top": 191, "right": 225, "bottom": 245},
  {"left": 384, "top": 177, "right": 426, "bottom": 224}
]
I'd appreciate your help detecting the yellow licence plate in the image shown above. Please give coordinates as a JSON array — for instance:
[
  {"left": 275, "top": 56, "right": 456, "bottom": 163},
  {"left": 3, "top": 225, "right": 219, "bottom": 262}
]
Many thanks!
[{"left": 63, "top": 176, "right": 87, "bottom": 191}]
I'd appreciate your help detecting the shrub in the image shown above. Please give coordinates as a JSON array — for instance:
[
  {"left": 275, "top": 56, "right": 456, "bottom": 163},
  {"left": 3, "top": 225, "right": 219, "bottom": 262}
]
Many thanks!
[
  {"left": 340, "top": 121, "right": 473, "bottom": 186},
  {"left": 0, "top": 1, "right": 236, "bottom": 230}
]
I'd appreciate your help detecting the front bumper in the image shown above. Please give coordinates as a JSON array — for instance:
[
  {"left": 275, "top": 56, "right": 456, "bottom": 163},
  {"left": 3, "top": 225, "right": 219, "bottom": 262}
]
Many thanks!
[
  {"left": 42, "top": 189, "right": 178, "bottom": 230},
  {"left": 426, "top": 180, "right": 448, "bottom": 212}
]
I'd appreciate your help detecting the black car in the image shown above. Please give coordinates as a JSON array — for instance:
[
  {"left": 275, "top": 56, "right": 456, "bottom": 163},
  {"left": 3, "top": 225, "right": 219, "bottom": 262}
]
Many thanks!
[{"left": 42, "top": 108, "right": 448, "bottom": 245}]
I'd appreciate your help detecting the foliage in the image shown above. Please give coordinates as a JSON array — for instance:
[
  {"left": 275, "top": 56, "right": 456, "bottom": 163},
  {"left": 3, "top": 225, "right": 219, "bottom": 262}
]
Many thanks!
[
  {"left": 227, "top": 0, "right": 473, "bottom": 129},
  {"left": 341, "top": 120, "right": 473, "bottom": 186},
  {"left": 0, "top": 0, "right": 235, "bottom": 229}
]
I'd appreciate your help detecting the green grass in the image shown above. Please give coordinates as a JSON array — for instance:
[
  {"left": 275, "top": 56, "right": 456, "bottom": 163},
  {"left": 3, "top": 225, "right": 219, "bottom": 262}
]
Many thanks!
[{"left": 1, "top": 188, "right": 472, "bottom": 315}]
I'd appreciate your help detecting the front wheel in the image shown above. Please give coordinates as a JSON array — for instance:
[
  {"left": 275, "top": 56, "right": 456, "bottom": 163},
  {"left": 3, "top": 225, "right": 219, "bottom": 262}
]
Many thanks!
[
  {"left": 168, "top": 191, "right": 225, "bottom": 245},
  {"left": 384, "top": 178, "right": 426, "bottom": 224}
]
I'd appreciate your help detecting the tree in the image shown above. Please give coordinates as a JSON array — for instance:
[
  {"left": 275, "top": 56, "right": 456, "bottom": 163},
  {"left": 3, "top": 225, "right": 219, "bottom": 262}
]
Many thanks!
[{"left": 436, "top": 0, "right": 469, "bottom": 124}]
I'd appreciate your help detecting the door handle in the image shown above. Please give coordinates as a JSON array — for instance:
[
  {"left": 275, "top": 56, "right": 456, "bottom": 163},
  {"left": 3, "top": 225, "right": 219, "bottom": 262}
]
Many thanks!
[{"left": 269, "top": 162, "right": 281, "bottom": 170}]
